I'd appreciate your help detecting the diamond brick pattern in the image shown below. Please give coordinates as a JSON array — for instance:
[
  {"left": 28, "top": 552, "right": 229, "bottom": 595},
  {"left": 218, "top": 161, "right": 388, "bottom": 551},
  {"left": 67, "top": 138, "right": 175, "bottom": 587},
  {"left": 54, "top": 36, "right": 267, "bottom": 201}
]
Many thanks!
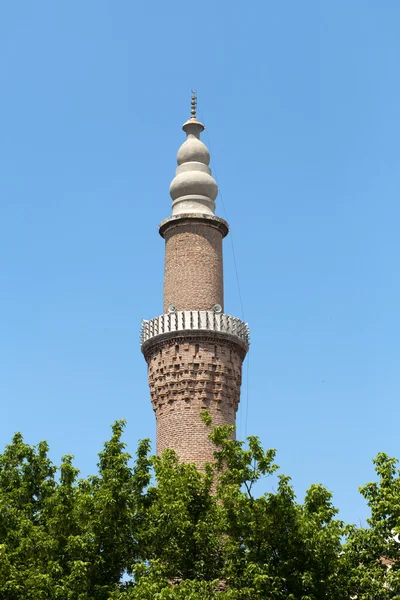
[{"left": 144, "top": 336, "right": 244, "bottom": 463}]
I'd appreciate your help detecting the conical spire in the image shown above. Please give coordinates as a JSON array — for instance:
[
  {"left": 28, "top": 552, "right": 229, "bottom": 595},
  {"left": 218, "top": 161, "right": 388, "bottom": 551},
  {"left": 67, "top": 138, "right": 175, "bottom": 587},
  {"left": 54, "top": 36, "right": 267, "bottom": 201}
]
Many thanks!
[{"left": 169, "top": 92, "right": 218, "bottom": 215}]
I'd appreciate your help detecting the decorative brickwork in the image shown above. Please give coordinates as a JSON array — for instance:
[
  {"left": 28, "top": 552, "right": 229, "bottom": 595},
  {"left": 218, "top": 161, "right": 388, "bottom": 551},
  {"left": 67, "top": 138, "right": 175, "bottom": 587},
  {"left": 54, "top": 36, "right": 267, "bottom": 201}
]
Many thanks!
[{"left": 144, "top": 335, "right": 245, "bottom": 462}]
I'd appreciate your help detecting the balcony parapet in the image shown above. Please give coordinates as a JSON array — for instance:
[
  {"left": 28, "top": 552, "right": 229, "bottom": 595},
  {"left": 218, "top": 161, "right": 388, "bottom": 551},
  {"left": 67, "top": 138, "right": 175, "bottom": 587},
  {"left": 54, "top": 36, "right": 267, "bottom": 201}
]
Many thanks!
[{"left": 140, "top": 310, "right": 250, "bottom": 354}]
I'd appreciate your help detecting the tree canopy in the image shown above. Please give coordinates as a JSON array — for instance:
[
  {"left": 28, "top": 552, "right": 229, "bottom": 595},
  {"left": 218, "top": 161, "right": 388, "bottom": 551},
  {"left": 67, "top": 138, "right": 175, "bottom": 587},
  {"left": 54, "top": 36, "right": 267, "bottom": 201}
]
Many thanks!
[{"left": 0, "top": 417, "right": 399, "bottom": 599}]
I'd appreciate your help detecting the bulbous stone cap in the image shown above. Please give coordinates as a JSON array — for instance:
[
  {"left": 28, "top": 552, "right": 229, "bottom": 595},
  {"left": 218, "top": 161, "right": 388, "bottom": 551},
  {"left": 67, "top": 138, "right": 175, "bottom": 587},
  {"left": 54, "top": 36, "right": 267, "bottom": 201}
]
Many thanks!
[
  {"left": 170, "top": 170, "right": 218, "bottom": 203},
  {"left": 169, "top": 114, "right": 218, "bottom": 216},
  {"left": 177, "top": 133, "right": 210, "bottom": 166},
  {"left": 159, "top": 213, "right": 229, "bottom": 239}
]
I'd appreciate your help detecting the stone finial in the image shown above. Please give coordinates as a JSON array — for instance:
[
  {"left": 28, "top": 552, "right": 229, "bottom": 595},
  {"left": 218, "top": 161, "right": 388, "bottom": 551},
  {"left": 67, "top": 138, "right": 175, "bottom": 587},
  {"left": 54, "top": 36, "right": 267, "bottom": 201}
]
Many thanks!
[
  {"left": 191, "top": 90, "right": 197, "bottom": 119},
  {"left": 169, "top": 94, "right": 218, "bottom": 216}
]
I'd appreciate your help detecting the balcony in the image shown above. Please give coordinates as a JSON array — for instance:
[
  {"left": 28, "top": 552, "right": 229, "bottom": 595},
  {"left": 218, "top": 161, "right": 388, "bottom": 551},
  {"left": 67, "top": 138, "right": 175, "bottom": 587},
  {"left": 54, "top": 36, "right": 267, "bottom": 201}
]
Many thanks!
[{"left": 141, "top": 310, "right": 250, "bottom": 350}]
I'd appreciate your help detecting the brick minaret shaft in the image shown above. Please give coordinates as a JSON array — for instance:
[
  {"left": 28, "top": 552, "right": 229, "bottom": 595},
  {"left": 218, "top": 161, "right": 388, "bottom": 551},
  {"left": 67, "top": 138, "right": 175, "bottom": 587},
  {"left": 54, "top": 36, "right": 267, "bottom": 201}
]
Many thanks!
[{"left": 141, "top": 95, "right": 249, "bottom": 466}]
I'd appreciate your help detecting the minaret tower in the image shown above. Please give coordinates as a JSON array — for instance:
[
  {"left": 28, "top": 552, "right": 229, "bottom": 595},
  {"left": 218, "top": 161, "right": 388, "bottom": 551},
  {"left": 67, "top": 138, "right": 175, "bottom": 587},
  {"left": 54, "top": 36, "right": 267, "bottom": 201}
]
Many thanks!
[{"left": 141, "top": 94, "right": 249, "bottom": 466}]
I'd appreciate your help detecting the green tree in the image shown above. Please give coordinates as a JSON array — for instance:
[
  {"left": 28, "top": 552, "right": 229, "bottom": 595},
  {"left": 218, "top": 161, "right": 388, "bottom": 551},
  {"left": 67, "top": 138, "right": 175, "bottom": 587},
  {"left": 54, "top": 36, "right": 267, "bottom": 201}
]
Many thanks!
[
  {"left": 344, "top": 453, "right": 400, "bottom": 599},
  {"left": 0, "top": 422, "right": 151, "bottom": 599},
  {"left": 0, "top": 419, "right": 399, "bottom": 599},
  {"left": 118, "top": 421, "right": 349, "bottom": 599}
]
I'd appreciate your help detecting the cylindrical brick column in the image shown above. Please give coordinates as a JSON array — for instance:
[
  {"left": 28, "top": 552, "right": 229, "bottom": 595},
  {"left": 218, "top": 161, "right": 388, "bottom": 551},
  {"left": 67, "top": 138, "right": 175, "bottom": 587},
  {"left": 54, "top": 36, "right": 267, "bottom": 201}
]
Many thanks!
[
  {"left": 160, "top": 214, "right": 228, "bottom": 314},
  {"left": 143, "top": 333, "right": 246, "bottom": 463}
]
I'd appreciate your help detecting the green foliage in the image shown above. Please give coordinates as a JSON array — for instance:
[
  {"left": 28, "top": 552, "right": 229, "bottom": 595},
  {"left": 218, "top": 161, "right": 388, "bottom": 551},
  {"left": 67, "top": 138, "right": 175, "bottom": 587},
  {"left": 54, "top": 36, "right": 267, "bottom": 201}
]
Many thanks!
[
  {"left": 343, "top": 453, "right": 400, "bottom": 598},
  {"left": 0, "top": 419, "right": 399, "bottom": 598}
]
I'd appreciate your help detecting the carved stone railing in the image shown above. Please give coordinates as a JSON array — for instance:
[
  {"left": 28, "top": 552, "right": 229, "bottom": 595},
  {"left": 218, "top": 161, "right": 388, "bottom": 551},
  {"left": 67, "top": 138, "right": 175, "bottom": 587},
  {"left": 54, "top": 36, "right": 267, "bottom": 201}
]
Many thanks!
[{"left": 140, "top": 310, "right": 250, "bottom": 350}]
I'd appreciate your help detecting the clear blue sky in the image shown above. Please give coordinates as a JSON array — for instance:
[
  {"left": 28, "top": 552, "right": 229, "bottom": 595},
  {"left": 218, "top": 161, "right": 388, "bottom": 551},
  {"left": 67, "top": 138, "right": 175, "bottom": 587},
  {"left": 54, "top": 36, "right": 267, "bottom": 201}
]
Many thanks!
[{"left": 1, "top": 1, "right": 399, "bottom": 525}]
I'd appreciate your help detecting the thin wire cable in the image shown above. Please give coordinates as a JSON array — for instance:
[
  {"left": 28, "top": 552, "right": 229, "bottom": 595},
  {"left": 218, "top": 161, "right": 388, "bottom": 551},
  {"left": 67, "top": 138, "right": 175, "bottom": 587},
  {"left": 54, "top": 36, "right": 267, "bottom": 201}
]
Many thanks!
[
  {"left": 200, "top": 112, "right": 250, "bottom": 441},
  {"left": 200, "top": 116, "right": 245, "bottom": 322},
  {"left": 244, "top": 352, "right": 250, "bottom": 441}
]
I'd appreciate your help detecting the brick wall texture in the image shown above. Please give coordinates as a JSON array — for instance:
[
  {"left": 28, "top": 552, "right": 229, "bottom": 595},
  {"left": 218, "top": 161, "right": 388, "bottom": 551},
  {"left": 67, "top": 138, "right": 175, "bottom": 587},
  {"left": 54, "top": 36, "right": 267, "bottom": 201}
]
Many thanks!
[
  {"left": 145, "top": 336, "right": 245, "bottom": 463},
  {"left": 163, "top": 221, "right": 224, "bottom": 313}
]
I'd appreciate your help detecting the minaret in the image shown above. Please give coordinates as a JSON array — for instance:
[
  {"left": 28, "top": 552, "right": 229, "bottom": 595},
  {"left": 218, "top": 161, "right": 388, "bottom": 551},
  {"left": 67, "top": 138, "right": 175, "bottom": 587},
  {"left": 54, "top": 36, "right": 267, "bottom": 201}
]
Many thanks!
[{"left": 141, "top": 94, "right": 249, "bottom": 466}]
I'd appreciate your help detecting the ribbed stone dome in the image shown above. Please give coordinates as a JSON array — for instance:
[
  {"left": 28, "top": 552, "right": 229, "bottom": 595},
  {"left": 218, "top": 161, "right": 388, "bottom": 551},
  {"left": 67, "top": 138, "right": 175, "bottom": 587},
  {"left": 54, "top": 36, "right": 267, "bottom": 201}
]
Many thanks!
[{"left": 169, "top": 115, "right": 218, "bottom": 216}]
